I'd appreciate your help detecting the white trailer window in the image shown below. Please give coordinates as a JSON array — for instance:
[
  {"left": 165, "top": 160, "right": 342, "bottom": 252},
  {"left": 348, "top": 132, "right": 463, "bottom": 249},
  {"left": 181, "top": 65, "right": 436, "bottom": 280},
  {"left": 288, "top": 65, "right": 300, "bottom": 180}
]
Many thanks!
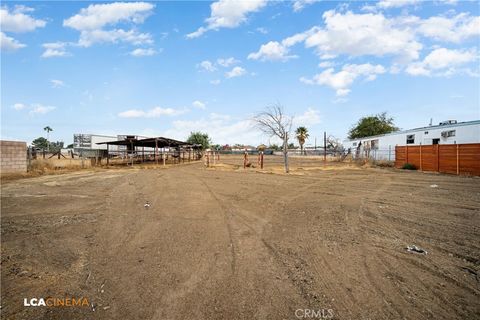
[{"left": 406, "top": 134, "right": 415, "bottom": 144}]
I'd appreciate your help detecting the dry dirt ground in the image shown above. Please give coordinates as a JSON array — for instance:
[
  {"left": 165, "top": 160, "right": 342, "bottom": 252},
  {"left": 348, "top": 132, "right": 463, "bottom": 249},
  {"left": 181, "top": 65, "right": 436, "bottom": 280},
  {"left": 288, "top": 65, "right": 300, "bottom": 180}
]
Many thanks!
[{"left": 1, "top": 156, "right": 479, "bottom": 320}]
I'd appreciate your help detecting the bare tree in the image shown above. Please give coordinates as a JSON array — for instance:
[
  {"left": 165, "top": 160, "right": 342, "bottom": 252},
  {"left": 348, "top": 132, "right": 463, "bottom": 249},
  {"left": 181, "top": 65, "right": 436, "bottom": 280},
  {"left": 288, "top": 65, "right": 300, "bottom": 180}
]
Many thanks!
[
  {"left": 326, "top": 135, "right": 342, "bottom": 152},
  {"left": 253, "top": 104, "right": 292, "bottom": 173}
]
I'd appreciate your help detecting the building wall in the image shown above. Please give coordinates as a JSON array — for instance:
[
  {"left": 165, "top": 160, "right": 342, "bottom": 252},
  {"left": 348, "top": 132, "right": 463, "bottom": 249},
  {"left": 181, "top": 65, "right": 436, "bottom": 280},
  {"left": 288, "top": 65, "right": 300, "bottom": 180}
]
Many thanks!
[
  {"left": 343, "top": 121, "right": 480, "bottom": 161},
  {"left": 1, "top": 140, "right": 27, "bottom": 173}
]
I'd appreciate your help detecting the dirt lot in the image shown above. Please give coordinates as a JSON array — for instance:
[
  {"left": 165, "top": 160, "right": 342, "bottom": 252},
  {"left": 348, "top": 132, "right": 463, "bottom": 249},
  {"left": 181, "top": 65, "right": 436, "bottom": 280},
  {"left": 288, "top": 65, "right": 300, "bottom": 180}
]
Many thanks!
[{"left": 1, "top": 156, "right": 479, "bottom": 320}]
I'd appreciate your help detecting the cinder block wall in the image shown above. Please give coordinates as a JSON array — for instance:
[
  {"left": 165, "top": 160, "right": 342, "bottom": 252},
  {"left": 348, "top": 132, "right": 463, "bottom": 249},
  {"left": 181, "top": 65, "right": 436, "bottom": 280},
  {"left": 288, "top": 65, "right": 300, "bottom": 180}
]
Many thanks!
[{"left": 1, "top": 140, "right": 27, "bottom": 173}]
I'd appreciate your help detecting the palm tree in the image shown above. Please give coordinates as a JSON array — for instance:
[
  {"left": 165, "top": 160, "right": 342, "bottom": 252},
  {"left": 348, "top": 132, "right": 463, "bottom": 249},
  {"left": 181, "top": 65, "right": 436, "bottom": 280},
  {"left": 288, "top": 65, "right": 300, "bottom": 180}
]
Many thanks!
[
  {"left": 295, "top": 126, "right": 309, "bottom": 155},
  {"left": 44, "top": 126, "right": 53, "bottom": 151}
]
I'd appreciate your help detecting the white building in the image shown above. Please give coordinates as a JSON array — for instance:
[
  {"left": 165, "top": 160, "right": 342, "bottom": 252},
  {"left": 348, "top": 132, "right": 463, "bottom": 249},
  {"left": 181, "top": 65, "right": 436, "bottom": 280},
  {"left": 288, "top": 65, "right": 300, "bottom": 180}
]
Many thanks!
[
  {"left": 73, "top": 134, "right": 118, "bottom": 150},
  {"left": 343, "top": 120, "right": 480, "bottom": 161}
]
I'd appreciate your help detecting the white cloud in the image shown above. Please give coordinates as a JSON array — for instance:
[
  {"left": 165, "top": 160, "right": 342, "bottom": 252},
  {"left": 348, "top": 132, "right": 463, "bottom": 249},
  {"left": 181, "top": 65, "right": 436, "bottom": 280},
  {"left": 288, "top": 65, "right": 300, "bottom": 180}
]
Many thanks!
[
  {"left": 0, "top": 6, "right": 46, "bottom": 33},
  {"left": 63, "top": 2, "right": 154, "bottom": 48},
  {"left": 118, "top": 106, "right": 187, "bottom": 118},
  {"left": 129, "top": 48, "right": 157, "bottom": 57},
  {"left": 0, "top": 6, "right": 45, "bottom": 52},
  {"left": 377, "top": 0, "right": 419, "bottom": 9},
  {"left": 187, "top": 0, "right": 267, "bottom": 38},
  {"left": 192, "top": 100, "right": 206, "bottom": 109},
  {"left": 11, "top": 102, "right": 56, "bottom": 114},
  {"left": 198, "top": 60, "right": 217, "bottom": 72},
  {"left": 50, "top": 79, "right": 65, "bottom": 88},
  {"left": 406, "top": 47, "right": 478, "bottom": 76},
  {"left": 256, "top": 27, "right": 268, "bottom": 34},
  {"left": 417, "top": 14, "right": 480, "bottom": 43},
  {"left": 249, "top": 10, "right": 425, "bottom": 63},
  {"left": 300, "top": 63, "right": 386, "bottom": 96},
  {"left": 293, "top": 108, "right": 322, "bottom": 127},
  {"left": 225, "top": 66, "right": 247, "bottom": 78},
  {"left": 0, "top": 31, "right": 26, "bottom": 51},
  {"left": 198, "top": 57, "right": 241, "bottom": 73},
  {"left": 304, "top": 10, "right": 422, "bottom": 62},
  {"left": 293, "top": 0, "right": 320, "bottom": 12},
  {"left": 41, "top": 42, "right": 69, "bottom": 58},
  {"left": 248, "top": 28, "right": 318, "bottom": 62},
  {"left": 371, "top": 0, "right": 456, "bottom": 10},
  {"left": 63, "top": 2, "right": 154, "bottom": 30},
  {"left": 318, "top": 61, "right": 334, "bottom": 68},
  {"left": 217, "top": 57, "right": 239, "bottom": 67},
  {"left": 248, "top": 41, "right": 297, "bottom": 62},
  {"left": 12, "top": 103, "right": 26, "bottom": 110},
  {"left": 164, "top": 113, "right": 258, "bottom": 145},
  {"left": 77, "top": 29, "right": 153, "bottom": 47},
  {"left": 210, "top": 79, "right": 221, "bottom": 85},
  {"left": 30, "top": 104, "right": 56, "bottom": 115}
]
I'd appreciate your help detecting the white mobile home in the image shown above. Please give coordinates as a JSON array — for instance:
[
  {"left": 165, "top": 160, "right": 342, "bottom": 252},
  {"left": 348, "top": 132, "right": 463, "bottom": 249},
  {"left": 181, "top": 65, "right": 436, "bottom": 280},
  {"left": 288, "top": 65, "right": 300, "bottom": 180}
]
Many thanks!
[{"left": 343, "top": 120, "right": 480, "bottom": 161}]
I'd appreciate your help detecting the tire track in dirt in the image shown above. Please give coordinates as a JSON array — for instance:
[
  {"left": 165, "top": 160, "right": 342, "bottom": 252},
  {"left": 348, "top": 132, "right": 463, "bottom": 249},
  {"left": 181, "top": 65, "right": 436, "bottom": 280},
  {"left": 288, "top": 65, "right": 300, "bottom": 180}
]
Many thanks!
[
  {"left": 193, "top": 174, "right": 237, "bottom": 275},
  {"left": 193, "top": 172, "right": 324, "bottom": 309},
  {"left": 351, "top": 173, "right": 411, "bottom": 319}
]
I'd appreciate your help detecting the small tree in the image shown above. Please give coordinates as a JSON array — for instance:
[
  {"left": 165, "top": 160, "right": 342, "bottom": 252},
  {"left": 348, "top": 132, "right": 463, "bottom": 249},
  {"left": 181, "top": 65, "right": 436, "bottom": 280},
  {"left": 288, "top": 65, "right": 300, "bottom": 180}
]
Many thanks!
[
  {"left": 253, "top": 104, "right": 292, "bottom": 173},
  {"left": 295, "top": 126, "right": 309, "bottom": 155},
  {"left": 348, "top": 112, "right": 399, "bottom": 139},
  {"left": 186, "top": 131, "right": 211, "bottom": 150},
  {"left": 49, "top": 141, "right": 64, "bottom": 152},
  {"left": 32, "top": 137, "right": 48, "bottom": 149}
]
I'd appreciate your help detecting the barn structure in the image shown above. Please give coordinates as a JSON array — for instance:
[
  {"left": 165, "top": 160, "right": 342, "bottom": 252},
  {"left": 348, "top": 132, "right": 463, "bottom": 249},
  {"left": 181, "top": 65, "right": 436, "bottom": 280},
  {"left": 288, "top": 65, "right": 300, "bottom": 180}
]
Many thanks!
[{"left": 96, "top": 135, "right": 202, "bottom": 165}]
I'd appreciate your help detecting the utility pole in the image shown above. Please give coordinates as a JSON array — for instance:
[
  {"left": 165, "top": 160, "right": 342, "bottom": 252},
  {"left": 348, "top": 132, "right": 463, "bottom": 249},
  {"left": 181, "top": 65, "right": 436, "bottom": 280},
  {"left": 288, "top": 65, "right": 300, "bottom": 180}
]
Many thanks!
[{"left": 324, "top": 131, "right": 327, "bottom": 164}]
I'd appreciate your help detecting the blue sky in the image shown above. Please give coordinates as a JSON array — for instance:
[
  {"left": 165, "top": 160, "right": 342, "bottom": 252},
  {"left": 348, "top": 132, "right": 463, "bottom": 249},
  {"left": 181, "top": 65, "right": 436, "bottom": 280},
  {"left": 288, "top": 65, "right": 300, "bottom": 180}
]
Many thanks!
[{"left": 1, "top": 0, "right": 479, "bottom": 146}]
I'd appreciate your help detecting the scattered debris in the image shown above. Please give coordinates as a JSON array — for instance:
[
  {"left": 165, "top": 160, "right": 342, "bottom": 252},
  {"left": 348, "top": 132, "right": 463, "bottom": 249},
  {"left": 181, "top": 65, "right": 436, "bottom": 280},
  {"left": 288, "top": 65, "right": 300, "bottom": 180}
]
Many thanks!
[
  {"left": 461, "top": 267, "right": 479, "bottom": 282},
  {"left": 17, "top": 270, "right": 28, "bottom": 277},
  {"left": 103, "top": 306, "right": 111, "bottom": 310},
  {"left": 85, "top": 271, "right": 91, "bottom": 284},
  {"left": 406, "top": 245, "right": 428, "bottom": 255},
  {"left": 144, "top": 202, "right": 150, "bottom": 209},
  {"left": 91, "top": 303, "right": 96, "bottom": 312},
  {"left": 430, "top": 184, "right": 438, "bottom": 188}
]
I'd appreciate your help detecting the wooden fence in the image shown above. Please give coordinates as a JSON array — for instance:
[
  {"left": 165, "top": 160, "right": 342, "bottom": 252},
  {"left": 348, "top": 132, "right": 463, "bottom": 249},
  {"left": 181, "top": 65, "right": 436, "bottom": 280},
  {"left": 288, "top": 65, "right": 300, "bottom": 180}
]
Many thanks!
[{"left": 395, "top": 143, "right": 480, "bottom": 176}]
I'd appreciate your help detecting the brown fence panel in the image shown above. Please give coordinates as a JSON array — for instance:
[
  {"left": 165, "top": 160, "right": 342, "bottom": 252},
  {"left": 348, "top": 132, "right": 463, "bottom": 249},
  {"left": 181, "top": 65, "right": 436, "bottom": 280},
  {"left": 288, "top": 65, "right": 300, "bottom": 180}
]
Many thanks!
[
  {"left": 395, "top": 146, "right": 406, "bottom": 168},
  {"left": 395, "top": 143, "right": 480, "bottom": 176},
  {"left": 459, "top": 144, "right": 480, "bottom": 176},
  {"left": 407, "top": 146, "right": 422, "bottom": 169},
  {"left": 438, "top": 145, "right": 457, "bottom": 174},
  {"left": 420, "top": 145, "right": 437, "bottom": 172}
]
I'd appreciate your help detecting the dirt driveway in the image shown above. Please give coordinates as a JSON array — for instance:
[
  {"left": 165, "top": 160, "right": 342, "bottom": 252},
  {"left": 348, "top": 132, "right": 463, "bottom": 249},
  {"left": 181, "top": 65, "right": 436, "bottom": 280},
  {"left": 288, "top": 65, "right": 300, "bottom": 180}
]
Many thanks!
[{"left": 1, "top": 161, "right": 479, "bottom": 319}]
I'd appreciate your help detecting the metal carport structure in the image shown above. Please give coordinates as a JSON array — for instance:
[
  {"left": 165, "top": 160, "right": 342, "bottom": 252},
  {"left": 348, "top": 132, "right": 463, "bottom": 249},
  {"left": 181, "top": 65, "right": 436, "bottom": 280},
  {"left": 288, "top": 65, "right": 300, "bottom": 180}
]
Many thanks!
[{"left": 97, "top": 136, "right": 202, "bottom": 166}]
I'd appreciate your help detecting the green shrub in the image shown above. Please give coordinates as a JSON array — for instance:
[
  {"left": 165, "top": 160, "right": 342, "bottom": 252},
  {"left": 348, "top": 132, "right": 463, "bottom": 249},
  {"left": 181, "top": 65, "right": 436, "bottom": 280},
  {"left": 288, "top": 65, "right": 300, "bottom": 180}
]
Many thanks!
[{"left": 402, "top": 163, "right": 417, "bottom": 170}]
